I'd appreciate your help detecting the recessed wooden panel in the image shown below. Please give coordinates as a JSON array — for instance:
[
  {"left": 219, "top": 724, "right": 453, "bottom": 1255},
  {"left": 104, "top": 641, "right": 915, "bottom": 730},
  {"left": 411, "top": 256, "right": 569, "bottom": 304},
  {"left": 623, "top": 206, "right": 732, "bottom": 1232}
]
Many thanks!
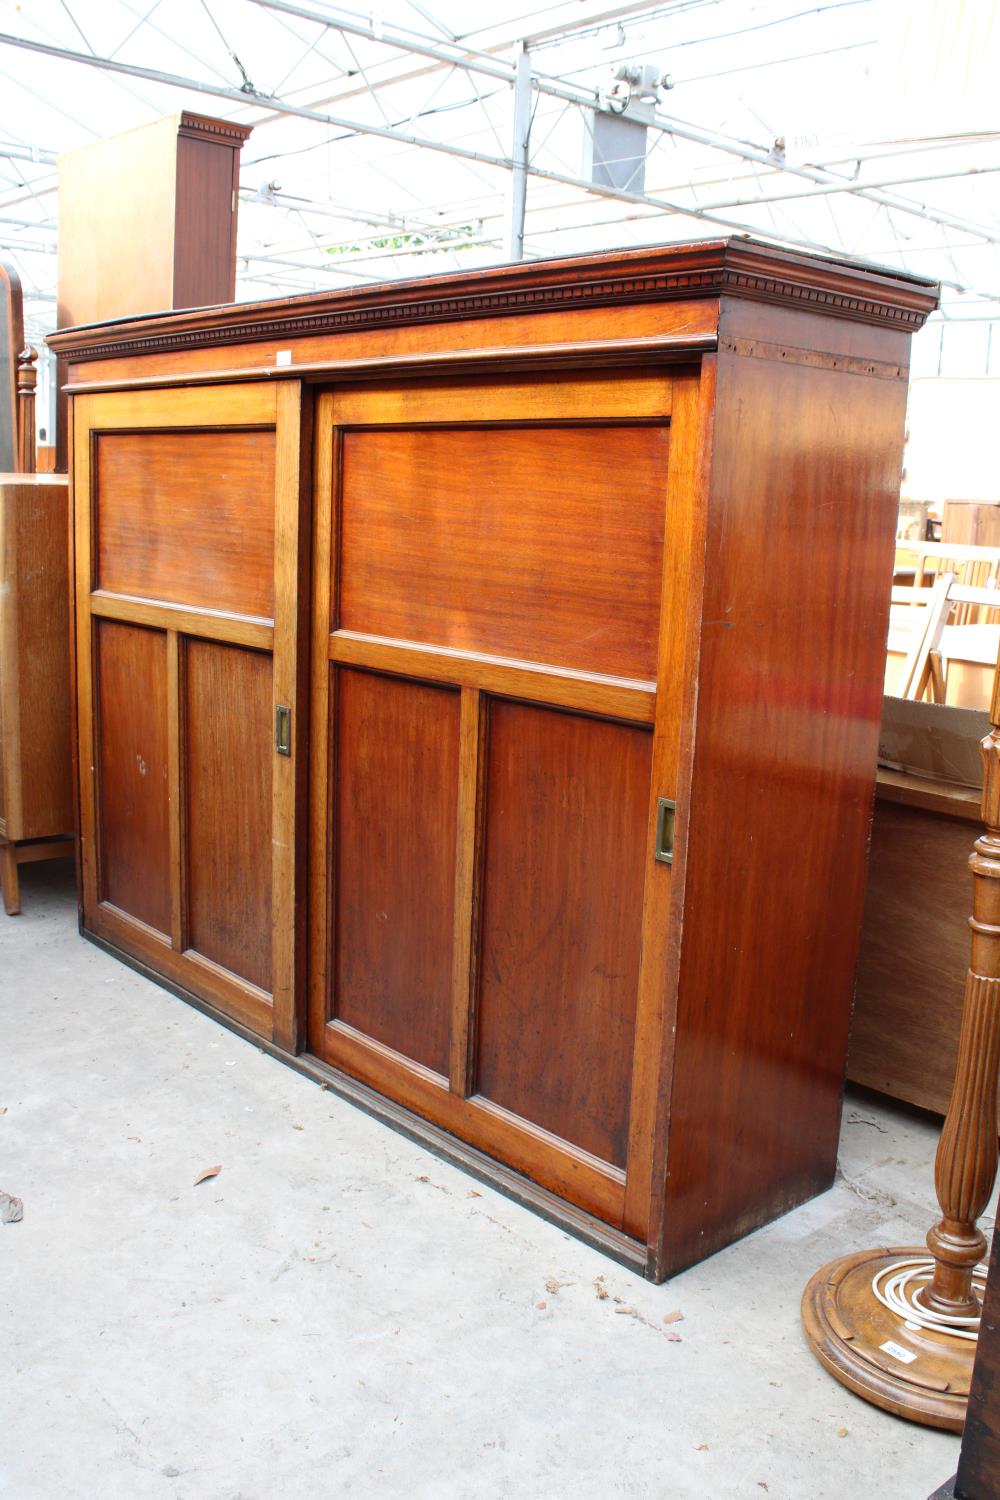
[
  {"left": 95, "top": 428, "right": 276, "bottom": 617},
  {"left": 96, "top": 620, "right": 170, "bottom": 933},
  {"left": 475, "top": 701, "right": 652, "bottom": 1167},
  {"left": 333, "top": 668, "right": 459, "bottom": 1076},
  {"left": 185, "top": 640, "right": 273, "bottom": 992},
  {"left": 338, "top": 424, "right": 668, "bottom": 678}
]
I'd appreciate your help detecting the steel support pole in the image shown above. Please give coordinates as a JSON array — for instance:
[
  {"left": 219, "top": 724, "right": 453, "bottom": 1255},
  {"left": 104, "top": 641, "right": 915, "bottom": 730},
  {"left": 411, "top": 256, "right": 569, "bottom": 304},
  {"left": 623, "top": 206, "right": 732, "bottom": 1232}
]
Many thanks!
[{"left": 505, "top": 43, "right": 532, "bottom": 263}]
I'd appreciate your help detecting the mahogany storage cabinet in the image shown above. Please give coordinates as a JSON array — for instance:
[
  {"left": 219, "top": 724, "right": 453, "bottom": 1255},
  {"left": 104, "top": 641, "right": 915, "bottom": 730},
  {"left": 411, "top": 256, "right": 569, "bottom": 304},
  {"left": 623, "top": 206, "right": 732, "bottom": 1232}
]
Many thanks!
[{"left": 53, "top": 239, "right": 938, "bottom": 1279}]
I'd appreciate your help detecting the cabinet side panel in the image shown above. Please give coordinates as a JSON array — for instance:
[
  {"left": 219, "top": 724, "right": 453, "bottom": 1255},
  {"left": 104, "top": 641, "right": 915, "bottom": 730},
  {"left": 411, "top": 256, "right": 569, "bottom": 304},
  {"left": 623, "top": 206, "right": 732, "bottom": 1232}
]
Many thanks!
[
  {"left": 663, "top": 340, "right": 908, "bottom": 1273},
  {"left": 11, "top": 480, "right": 74, "bottom": 840},
  {"left": 186, "top": 639, "right": 273, "bottom": 992},
  {"left": 96, "top": 619, "right": 171, "bottom": 934},
  {"left": 476, "top": 701, "right": 651, "bottom": 1169},
  {"left": 0, "top": 486, "right": 11, "bottom": 832},
  {"left": 848, "top": 800, "right": 974, "bottom": 1115}
]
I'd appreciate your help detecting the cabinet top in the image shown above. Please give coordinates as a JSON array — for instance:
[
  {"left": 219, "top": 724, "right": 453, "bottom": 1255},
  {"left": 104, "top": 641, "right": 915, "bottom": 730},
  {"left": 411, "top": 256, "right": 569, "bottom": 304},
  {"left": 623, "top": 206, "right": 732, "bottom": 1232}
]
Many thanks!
[{"left": 50, "top": 234, "right": 939, "bottom": 365}]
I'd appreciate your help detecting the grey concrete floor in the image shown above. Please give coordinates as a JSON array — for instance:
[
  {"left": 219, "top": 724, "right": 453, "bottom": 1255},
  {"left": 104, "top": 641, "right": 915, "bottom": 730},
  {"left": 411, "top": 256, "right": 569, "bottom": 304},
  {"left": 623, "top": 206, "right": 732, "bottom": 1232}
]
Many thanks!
[{"left": 1, "top": 861, "right": 992, "bottom": 1500}]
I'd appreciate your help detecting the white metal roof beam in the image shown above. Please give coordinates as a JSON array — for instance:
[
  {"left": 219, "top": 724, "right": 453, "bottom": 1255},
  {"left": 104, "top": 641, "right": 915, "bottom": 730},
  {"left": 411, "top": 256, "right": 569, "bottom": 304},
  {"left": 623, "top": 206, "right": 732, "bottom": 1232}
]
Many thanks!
[
  {"left": 1, "top": 28, "right": 998, "bottom": 299},
  {"left": 242, "top": 0, "right": 1000, "bottom": 247}
]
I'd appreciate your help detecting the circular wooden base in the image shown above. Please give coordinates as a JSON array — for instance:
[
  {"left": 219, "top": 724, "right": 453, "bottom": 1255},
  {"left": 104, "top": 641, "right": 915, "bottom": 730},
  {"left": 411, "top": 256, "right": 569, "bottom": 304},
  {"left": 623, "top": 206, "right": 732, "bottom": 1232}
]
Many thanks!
[{"left": 801, "top": 1246, "right": 976, "bottom": 1432}]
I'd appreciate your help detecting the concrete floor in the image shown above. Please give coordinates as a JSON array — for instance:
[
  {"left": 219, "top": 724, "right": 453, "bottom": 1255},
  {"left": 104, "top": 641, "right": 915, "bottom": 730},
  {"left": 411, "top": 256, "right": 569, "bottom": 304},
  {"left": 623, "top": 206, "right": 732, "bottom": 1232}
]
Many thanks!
[{"left": 2, "top": 862, "right": 993, "bottom": 1500}]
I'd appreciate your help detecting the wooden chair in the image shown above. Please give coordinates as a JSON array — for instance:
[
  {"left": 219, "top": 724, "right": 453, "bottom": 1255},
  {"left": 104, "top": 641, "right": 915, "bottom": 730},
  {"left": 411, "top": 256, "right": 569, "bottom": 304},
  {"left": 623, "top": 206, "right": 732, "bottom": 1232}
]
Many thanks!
[
  {"left": 884, "top": 572, "right": 954, "bottom": 700},
  {"left": 901, "top": 541, "right": 1000, "bottom": 625},
  {"left": 935, "top": 583, "right": 1000, "bottom": 708}
]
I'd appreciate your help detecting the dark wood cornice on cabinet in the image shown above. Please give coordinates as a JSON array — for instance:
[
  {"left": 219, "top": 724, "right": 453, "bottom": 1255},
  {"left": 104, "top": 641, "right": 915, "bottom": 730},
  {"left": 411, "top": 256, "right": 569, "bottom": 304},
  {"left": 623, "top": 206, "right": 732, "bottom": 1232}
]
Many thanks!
[{"left": 49, "top": 236, "right": 938, "bottom": 364}]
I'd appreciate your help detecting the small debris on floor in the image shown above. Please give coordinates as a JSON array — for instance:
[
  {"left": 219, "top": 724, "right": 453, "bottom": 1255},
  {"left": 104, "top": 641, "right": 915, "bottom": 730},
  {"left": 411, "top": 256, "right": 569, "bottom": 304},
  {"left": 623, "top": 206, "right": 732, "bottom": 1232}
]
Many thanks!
[
  {"left": 663, "top": 1309, "right": 684, "bottom": 1325},
  {"left": 0, "top": 1190, "right": 23, "bottom": 1223},
  {"left": 414, "top": 1175, "right": 448, "bottom": 1192},
  {"left": 193, "top": 1165, "right": 222, "bottom": 1186},
  {"left": 837, "top": 1426, "right": 848, "bottom": 1438},
  {"left": 613, "top": 1304, "right": 682, "bottom": 1341},
  {"left": 593, "top": 1276, "right": 609, "bottom": 1300},
  {"left": 292, "top": 1123, "right": 304, "bottom": 1130},
  {"left": 545, "top": 1277, "right": 572, "bottom": 1295},
  {"left": 466, "top": 1188, "right": 482, "bottom": 1198}
]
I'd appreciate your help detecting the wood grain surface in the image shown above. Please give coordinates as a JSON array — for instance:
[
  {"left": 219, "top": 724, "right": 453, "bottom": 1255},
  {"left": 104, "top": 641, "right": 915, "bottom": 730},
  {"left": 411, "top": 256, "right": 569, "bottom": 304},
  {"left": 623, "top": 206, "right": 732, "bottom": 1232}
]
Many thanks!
[
  {"left": 185, "top": 639, "right": 273, "bottom": 992},
  {"left": 476, "top": 701, "right": 652, "bottom": 1167},
  {"left": 660, "top": 337, "right": 909, "bottom": 1275},
  {"left": 339, "top": 423, "right": 668, "bottom": 678},
  {"left": 332, "top": 667, "right": 460, "bottom": 1077},
  {"left": 95, "top": 620, "right": 170, "bottom": 934},
  {"left": 96, "top": 427, "right": 276, "bottom": 618}
]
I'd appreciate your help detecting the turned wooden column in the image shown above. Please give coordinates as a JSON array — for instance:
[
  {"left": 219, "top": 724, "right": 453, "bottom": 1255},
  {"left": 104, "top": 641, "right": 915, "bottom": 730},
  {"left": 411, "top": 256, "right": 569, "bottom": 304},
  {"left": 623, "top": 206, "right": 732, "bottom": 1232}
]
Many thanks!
[
  {"left": 920, "top": 671, "right": 1000, "bottom": 1320},
  {"left": 16, "top": 346, "right": 36, "bottom": 474},
  {"left": 803, "top": 636, "right": 1000, "bottom": 1431}
]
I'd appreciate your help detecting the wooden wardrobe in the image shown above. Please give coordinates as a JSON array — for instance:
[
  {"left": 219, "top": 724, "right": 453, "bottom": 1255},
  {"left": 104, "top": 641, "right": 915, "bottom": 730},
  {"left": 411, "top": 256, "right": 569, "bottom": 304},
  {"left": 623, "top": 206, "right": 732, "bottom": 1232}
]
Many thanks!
[{"left": 52, "top": 238, "right": 938, "bottom": 1280}]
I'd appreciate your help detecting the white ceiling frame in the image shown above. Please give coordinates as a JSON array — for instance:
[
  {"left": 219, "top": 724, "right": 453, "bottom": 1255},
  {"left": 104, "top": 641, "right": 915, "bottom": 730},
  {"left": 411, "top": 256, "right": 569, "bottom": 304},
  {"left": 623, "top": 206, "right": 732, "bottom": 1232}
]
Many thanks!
[
  {"left": 0, "top": 26, "right": 924, "bottom": 283},
  {"left": 0, "top": 13, "right": 998, "bottom": 304},
  {"left": 244, "top": 0, "right": 1000, "bottom": 248}
]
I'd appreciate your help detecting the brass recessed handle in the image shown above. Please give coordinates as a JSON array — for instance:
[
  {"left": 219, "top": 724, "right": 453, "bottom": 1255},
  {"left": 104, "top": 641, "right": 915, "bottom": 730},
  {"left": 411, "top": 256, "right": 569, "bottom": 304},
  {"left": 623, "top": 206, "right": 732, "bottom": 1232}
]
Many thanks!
[
  {"left": 275, "top": 704, "right": 291, "bottom": 756},
  {"left": 654, "top": 797, "right": 675, "bottom": 864}
]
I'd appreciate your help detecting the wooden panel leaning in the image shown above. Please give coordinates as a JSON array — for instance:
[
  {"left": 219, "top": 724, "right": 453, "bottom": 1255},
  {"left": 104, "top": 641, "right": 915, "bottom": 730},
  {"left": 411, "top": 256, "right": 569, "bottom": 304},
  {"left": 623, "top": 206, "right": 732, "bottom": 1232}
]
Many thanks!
[
  {"left": 0, "top": 474, "right": 74, "bottom": 914},
  {"left": 51, "top": 238, "right": 939, "bottom": 1279}
]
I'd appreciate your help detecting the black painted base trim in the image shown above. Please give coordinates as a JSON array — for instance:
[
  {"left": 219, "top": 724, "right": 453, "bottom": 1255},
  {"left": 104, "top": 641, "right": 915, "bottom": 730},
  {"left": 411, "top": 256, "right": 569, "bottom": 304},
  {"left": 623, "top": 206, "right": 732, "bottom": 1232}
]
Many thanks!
[
  {"left": 85, "top": 928, "right": 650, "bottom": 1279},
  {"left": 928, "top": 1480, "right": 956, "bottom": 1500}
]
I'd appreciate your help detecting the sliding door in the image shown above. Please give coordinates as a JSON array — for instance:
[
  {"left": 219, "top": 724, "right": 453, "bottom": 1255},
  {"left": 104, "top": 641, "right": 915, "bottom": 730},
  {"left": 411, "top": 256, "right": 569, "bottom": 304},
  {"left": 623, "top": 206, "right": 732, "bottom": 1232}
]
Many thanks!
[
  {"left": 73, "top": 382, "right": 307, "bottom": 1044},
  {"left": 309, "top": 371, "right": 679, "bottom": 1235}
]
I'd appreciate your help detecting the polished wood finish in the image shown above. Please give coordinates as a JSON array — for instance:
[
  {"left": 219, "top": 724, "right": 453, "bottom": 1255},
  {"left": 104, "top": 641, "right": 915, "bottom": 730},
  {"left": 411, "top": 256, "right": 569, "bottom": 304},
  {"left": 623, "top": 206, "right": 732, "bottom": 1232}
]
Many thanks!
[
  {"left": 95, "top": 621, "right": 171, "bottom": 934},
  {"left": 0, "top": 261, "right": 24, "bottom": 474},
  {"left": 339, "top": 423, "right": 667, "bottom": 679},
  {"left": 61, "top": 239, "right": 938, "bottom": 1276},
  {"left": 848, "top": 782, "right": 990, "bottom": 1117},
  {"left": 943, "top": 501, "right": 1000, "bottom": 549},
  {"left": 953, "top": 1225, "right": 1000, "bottom": 1497},
  {"left": 95, "top": 428, "right": 276, "bottom": 617},
  {"left": 0, "top": 474, "right": 74, "bottom": 914},
  {"left": 329, "top": 632, "right": 654, "bottom": 723},
  {"left": 309, "top": 372, "right": 666, "bottom": 1231},
  {"left": 331, "top": 667, "right": 459, "bottom": 1077},
  {"left": 57, "top": 113, "right": 250, "bottom": 328},
  {"left": 657, "top": 329, "right": 910, "bottom": 1277},
  {"left": 922, "top": 658, "right": 1000, "bottom": 1320},
  {"left": 51, "top": 236, "right": 935, "bottom": 369},
  {"left": 803, "top": 647, "right": 1000, "bottom": 1431},
  {"left": 186, "top": 640, "right": 273, "bottom": 992},
  {"left": 477, "top": 701, "right": 651, "bottom": 1168},
  {"left": 71, "top": 381, "right": 304, "bottom": 1041},
  {"left": 16, "top": 346, "right": 36, "bottom": 474},
  {"left": 56, "top": 112, "right": 251, "bottom": 464}
]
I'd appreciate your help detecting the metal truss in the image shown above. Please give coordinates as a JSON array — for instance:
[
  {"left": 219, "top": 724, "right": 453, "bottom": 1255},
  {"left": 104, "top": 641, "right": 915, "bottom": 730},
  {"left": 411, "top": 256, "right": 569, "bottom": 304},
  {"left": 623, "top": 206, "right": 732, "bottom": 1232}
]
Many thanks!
[{"left": 0, "top": 0, "right": 998, "bottom": 329}]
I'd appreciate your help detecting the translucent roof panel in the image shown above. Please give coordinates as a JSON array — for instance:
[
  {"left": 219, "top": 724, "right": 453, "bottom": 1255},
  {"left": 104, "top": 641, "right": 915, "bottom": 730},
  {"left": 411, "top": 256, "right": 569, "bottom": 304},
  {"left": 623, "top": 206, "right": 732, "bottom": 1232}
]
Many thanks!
[{"left": 0, "top": 0, "right": 997, "bottom": 349}]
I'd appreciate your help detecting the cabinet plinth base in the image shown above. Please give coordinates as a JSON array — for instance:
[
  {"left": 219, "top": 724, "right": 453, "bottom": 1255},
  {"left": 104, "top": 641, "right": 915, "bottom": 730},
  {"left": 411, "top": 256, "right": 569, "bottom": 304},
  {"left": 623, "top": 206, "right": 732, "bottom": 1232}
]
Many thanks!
[{"left": 802, "top": 1247, "right": 976, "bottom": 1432}]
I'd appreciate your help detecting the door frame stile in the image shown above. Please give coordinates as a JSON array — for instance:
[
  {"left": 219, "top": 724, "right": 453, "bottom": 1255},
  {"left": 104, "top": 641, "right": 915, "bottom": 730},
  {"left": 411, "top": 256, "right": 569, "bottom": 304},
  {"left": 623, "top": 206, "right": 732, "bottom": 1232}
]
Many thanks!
[
  {"left": 72, "top": 397, "right": 99, "bottom": 920},
  {"left": 165, "top": 628, "right": 186, "bottom": 952},
  {"left": 271, "top": 378, "right": 312, "bottom": 1053},
  {"left": 449, "top": 684, "right": 487, "bottom": 1096},
  {"left": 622, "top": 364, "right": 716, "bottom": 1252},
  {"left": 306, "top": 392, "right": 337, "bottom": 1056}
]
